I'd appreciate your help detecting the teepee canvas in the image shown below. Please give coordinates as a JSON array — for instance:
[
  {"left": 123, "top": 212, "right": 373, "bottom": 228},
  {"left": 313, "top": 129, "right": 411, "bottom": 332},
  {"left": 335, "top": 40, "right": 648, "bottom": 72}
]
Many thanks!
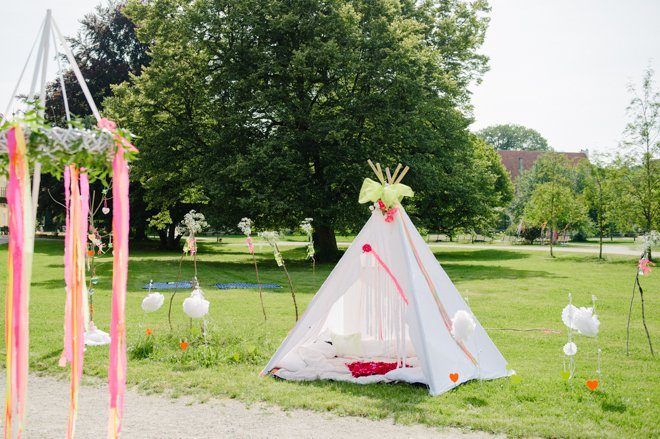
[{"left": 262, "top": 164, "right": 509, "bottom": 395}]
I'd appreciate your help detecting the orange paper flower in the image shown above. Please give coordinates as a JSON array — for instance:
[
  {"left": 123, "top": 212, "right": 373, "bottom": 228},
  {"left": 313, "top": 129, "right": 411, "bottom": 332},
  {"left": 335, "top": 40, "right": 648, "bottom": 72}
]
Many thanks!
[
  {"left": 179, "top": 340, "right": 189, "bottom": 351},
  {"left": 87, "top": 249, "right": 94, "bottom": 257},
  {"left": 146, "top": 328, "right": 153, "bottom": 336}
]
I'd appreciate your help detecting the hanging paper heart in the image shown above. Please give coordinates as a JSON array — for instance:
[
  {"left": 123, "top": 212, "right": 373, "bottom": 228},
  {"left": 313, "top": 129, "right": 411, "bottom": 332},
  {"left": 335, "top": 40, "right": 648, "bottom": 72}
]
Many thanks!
[
  {"left": 586, "top": 380, "right": 599, "bottom": 391},
  {"left": 510, "top": 374, "right": 522, "bottom": 385},
  {"left": 449, "top": 373, "right": 459, "bottom": 383},
  {"left": 561, "top": 371, "right": 571, "bottom": 381},
  {"left": 102, "top": 207, "right": 110, "bottom": 215}
]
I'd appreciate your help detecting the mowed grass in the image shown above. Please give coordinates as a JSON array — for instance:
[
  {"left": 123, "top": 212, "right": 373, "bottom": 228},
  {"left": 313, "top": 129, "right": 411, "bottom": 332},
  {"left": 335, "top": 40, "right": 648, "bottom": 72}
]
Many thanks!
[{"left": 0, "top": 238, "right": 658, "bottom": 438}]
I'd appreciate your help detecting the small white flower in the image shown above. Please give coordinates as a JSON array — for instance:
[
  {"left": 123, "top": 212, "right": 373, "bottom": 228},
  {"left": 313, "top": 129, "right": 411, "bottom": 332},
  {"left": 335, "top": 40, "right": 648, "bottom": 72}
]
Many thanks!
[
  {"left": 141, "top": 292, "right": 165, "bottom": 313},
  {"left": 563, "top": 342, "right": 577, "bottom": 356}
]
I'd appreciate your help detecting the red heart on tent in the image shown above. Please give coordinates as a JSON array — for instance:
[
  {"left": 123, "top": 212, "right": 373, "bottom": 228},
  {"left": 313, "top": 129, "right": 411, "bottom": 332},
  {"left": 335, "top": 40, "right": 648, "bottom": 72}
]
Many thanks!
[
  {"left": 586, "top": 380, "right": 599, "bottom": 391},
  {"left": 449, "top": 373, "right": 459, "bottom": 383}
]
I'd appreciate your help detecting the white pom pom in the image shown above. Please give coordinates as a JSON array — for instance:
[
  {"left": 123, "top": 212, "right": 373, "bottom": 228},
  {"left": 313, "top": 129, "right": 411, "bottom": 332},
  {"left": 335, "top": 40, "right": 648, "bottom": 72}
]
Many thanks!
[
  {"left": 563, "top": 342, "right": 577, "bottom": 356},
  {"left": 84, "top": 322, "right": 111, "bottom": 346},
  {"left": 183, "top": 288, "right": 210, "bottom": 319},
  {"left": 573, "top": 307, "right": 600, "bottom": 337},
  {"left": 451, "top": 310, "right": 476, "bottom": 342},
  {"left": 141, "top": 292, "right": 165, "bottom": 313}
]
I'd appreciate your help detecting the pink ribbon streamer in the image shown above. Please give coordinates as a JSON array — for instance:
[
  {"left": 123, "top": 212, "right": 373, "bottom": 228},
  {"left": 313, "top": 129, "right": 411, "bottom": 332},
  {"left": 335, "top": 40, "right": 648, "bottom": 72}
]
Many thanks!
[
  {"left": 4, "top": 126, "right": 30, "bottom": 438},
  {"left": 246, "top": 236, "right": 254, "bottom": 254},
  {"left": 362, "top": 244, "right": 408, "bottom": 305},
  {"left": 108, "top": 137, "right": 130, "bottom": 438},
  {"left": 59, "top": 165, "right": 88, "bottom": 438}
]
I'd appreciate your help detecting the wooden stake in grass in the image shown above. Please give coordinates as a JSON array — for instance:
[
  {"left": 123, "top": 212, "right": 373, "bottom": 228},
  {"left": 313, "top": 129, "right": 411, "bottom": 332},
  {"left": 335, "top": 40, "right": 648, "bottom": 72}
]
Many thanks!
[
  {"left": 239, "top": 218, "right": 267, "bottom": 321},
  {"left": 626, "top": 250, "right": 655, "bottom": 356},
  {"left": 260, "top": 231, "right": 299, "bottom": 321}
]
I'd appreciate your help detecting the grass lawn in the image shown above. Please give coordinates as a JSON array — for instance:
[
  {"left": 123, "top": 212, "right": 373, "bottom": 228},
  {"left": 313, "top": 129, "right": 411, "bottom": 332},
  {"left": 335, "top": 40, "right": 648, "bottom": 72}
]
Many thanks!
[{"left": 0, "top": 238, "right": 658, "bottom": 438}]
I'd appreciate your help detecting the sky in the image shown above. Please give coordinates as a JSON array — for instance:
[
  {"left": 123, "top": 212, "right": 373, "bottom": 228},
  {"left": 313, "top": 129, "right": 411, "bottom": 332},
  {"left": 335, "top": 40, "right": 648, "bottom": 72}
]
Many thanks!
[
  {"left": 1, "top": 1, "right": 659, "bottom": 156},
  {"left": 470, "top": 0, "right": 660, "bottom": 155}
]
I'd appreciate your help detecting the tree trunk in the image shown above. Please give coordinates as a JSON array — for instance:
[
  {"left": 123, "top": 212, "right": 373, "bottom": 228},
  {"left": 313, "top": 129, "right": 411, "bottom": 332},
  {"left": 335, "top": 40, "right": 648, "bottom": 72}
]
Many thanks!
[
  {"left": 158, "top": 225, "right": 182, "bottom": 250},
  {"left": 314, "top": 224, "right": 339, "bottom": 262},
  {"left": 549, "top": 227, "right": 554, "bottom": 257}
]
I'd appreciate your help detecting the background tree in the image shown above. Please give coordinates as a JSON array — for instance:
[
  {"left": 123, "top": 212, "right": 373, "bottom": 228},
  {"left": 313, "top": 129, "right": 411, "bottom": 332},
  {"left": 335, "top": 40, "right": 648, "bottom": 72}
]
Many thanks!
[
  {"left": 106, "top": 0, "right": 494, "bottom": 258},
  {"left": 417, "top": 135, "right": 513, "bottom": 239},
  {"left": 617, "top": 67, "right": 659, "bottom": 249},
  {"left": 582, "top": 160, "right": 618, "bottom": 259},
  {"left": 477, "top": 123, "right": 552, "bottom": 151},
  {"left": 524, "top": 183, "right": 588, "bottom": 257}
]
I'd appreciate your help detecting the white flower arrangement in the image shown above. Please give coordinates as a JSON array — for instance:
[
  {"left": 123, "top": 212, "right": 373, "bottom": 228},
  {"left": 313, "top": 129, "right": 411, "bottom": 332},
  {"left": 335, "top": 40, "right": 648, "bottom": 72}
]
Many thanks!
[
  {"left": 238, "top": 217, "right": 253, "bottom": 236},
  {"left": 259, "top": 231, "right": 283, "bottom": 266},
  {"left": 177, "top": 210, "right": 208, "bottom": 237},
  {"left": 300, "top": 218, "right": 315, "bottom": 259}
]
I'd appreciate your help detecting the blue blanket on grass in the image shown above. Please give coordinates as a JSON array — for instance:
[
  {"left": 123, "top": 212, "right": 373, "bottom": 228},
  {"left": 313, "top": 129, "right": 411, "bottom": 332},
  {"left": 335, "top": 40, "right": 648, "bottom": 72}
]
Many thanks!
[{"left": 215, "top": 282, "right": 282, "bottom": 290}]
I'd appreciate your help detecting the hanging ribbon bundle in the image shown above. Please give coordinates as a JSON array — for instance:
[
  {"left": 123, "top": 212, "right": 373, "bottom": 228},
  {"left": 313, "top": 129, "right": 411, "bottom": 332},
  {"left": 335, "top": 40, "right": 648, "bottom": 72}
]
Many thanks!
[
  {"left": 59, "top": 165, "right": 90, "bottom": 437},
  {"left": 4, "top": 126, "right": 34, "bottom": 438},
  {"left": 107, "top": 121, "right": 131, "bottom": 438}
]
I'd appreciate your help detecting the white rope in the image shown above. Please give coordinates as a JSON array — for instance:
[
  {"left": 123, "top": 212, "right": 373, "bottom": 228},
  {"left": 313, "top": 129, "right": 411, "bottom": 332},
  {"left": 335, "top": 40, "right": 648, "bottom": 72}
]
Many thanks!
[
  {"left": 52, "top": 19, "right": 101, "bottom": 122},
  {"left": 2, "top": 16, "right": 46, "bottom": 122}
]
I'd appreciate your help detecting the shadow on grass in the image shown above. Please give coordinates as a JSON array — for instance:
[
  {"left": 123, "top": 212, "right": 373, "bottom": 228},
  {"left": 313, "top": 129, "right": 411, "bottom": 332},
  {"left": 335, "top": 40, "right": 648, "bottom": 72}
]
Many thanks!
[
  {"left": 443, "top": 263, "right": 553, "bottom": 281},
  {"left": 433, "top": 249, "right": 531, "bottom": 262}
]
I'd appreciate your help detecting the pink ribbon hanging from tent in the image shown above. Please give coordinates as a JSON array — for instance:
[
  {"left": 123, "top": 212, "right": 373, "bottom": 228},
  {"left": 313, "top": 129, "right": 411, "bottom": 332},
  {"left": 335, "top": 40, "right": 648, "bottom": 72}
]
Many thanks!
[
  {"left": 4, "top": 126, "right": 32, "bottom": 438},
  {"left": 361, "top": 244, "right": 408, "bottom": 305},
  {"left": 400, "top": 219, "right": 477, "bottom": 365},
  {"left": 107, "top": 127, "right": 131, "bottom": 438},
  {"left": 59, "top": 165, "right": 88, "bottom": 438}
]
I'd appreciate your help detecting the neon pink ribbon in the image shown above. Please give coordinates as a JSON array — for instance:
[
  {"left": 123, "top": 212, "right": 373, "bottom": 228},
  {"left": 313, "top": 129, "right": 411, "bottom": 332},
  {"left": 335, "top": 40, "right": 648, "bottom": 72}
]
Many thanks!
[
  {"left": 246, "top": 236, "right": 254, "bottom": 254},
  {"left": 4, "top": 126, "right": 31, "bottom": 437},
  {"left": 362, "top": 244, "right": 408, "bottom": 304},
  {"left": 108, "top": 132, "right": 130, "bottom": 438}
]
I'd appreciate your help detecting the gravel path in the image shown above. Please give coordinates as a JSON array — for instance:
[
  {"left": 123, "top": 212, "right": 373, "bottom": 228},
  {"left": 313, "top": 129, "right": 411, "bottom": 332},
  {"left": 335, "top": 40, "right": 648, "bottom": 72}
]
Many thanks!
[{"left": 10, "top": 374, "right": 499, "bottom": 439}]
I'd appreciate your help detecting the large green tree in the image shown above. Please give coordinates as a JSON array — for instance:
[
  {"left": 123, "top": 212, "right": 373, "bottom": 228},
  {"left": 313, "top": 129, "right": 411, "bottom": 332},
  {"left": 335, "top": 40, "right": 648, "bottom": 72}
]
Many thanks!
[
  {"left": 106, "top": 0, "right": 493, "bottom": 258},
  {"left": 477, "top": 123, "right": 551, "bottom": 151}
]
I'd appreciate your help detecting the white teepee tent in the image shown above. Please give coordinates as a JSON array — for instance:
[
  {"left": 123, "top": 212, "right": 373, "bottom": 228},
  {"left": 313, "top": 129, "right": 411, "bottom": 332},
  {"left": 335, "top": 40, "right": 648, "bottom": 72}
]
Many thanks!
[{"left": 262, "top": 164, "right": 510, "bottom": 395}]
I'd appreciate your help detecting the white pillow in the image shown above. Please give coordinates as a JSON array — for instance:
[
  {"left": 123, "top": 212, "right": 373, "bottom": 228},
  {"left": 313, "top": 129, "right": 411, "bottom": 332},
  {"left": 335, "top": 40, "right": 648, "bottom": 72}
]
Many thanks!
[
  {"left": 277, "top": 350, "right": 306, "bottom": 372},
  {"left": 331, "top": 332, "right": 363, "bottom": 357},
  {"left": 384, "top": 367, "right": 428, "bottom": 385},
  {"left": 303, "top": 340, "right": 336, "bottom": 358}
]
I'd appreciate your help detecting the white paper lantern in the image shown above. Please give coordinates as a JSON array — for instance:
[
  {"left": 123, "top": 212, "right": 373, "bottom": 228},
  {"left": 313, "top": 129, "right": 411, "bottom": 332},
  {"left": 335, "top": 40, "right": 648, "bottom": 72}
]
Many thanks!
[
  {"left": 451, "top": 310, "right": 476, "bottom": 342},
  {"left": 141, "top": 292, "right": 165, "bottom": 313},
  {"left": 183, "top": 288, "right": 210, "bottom": 319}
]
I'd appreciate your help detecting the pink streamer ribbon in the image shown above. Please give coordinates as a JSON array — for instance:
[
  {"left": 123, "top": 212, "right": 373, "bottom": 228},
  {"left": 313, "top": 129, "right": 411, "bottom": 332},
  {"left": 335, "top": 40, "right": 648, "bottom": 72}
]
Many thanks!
[
  {"left": 4, "top": 126, "right": 31, "bottom": 438},
  {"left": 361, "top": 244, "right": 408, "bottom": 305},
  {"left": 108, "top": 130, "right": 130, "bottom": 438},
  {"left": 246, "top": 236, "right": 254, "bottom": 254}
]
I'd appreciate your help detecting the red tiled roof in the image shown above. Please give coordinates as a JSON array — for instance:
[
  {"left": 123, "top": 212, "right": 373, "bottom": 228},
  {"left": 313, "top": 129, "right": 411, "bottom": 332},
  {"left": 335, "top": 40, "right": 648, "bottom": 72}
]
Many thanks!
[{"left": 497, "top": 150, "right": 588, "bottom": 181}]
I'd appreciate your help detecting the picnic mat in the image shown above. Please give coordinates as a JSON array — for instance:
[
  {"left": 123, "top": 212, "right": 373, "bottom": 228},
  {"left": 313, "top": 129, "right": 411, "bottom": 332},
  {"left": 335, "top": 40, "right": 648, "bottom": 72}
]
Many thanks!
[
  {"left": 215, "top": 282, "right": 282, "bottom": 290},
  {"left": 142, "top": 281, "right": 192, "bottom": 290}
]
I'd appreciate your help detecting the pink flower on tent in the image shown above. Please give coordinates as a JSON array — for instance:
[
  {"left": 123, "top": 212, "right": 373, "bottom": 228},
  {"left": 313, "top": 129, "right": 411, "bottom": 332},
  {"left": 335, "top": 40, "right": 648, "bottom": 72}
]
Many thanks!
[
  {"left": 377, "top": 199, "right": 386, "bottom": 210},
  {"left": 97, "top": 118, "right": 117, "bottom": 131},
  {"left": 638, "top": 257, "right": 654, "bottom": 275},
  {"left": 362, "top": 243, "right": 372, "bottom": 253},
  {"left": 384, "top": 207, "right": 398, "bottom": 223}
]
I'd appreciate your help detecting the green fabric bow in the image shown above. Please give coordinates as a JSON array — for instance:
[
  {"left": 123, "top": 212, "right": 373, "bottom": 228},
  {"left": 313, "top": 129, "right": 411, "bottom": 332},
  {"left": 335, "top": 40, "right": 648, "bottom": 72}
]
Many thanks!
[{"left": 358, "top": 178, "right": 414, "bottom": 208}]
